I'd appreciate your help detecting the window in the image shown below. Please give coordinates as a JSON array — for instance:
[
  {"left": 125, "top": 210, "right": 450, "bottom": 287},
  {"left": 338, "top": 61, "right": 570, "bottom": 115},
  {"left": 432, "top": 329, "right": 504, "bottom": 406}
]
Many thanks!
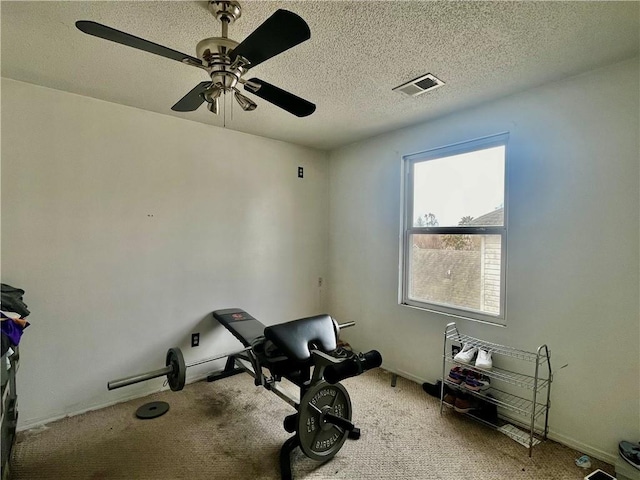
[{"left": 400, "top": 133, "right": 508, "bottom": 324}]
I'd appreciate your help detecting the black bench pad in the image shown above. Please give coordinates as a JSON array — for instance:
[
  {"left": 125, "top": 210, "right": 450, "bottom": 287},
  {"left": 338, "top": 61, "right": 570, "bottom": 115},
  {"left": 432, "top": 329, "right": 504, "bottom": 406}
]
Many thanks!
[
  {"left": 264, "top": 314, "right": 337, "bottom": 363},
  {"left": 212, "top": 308, "right": 266, "bottom": 347}
]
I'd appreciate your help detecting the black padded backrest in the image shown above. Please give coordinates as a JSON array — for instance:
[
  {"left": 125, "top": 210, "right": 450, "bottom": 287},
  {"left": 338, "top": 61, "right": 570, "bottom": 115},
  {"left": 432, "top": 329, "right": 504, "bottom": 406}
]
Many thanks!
[
  {"left": 264, "top": 314, "right": 337, "bottom": 362},
  {"left": 212, "top": 308, "right": 266, "bottom": 347}
]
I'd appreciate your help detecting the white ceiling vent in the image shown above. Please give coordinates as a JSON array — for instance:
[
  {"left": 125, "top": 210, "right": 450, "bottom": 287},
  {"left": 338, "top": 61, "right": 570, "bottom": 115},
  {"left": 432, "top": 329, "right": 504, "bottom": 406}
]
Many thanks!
[{"left": 393, "top": 73, "right": 444, "bottom": 97}]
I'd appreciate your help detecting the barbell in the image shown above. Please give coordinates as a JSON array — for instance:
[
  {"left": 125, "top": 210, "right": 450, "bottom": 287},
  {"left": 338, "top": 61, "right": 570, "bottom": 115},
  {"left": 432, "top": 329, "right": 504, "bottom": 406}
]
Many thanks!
[
  {"left": 107, "top": 320, "right": 356, "bottom": 392},
  {"left": 107, "top": 346, "right": 251, "bottom": 391}
]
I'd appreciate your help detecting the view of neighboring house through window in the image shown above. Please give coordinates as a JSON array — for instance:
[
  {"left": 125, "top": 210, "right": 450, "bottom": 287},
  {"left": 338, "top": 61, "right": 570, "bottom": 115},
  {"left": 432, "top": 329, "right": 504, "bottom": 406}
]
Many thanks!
[{"left": 401, "top": 133, "right": 508, "bottom": 324}]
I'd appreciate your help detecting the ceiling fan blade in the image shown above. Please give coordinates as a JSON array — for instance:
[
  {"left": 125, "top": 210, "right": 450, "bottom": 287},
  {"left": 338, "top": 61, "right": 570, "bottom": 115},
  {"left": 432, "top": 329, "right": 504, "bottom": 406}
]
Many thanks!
[
  {"left": 244, "top": 78, "right": 315, "bottom": 117},
  {"left": 75, "top": 21, "right": 203, "bottom": 67},
  {"left": 171, "top": 82, "right": 211, "bottom": 112},
  {"left": 230, "top": 10, "right": 310, "bottom": 69}
]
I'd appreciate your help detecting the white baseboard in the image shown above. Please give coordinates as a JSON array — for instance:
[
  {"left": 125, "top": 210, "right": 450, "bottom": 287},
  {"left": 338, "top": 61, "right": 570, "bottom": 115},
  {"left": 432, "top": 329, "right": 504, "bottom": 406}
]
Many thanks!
[
  {"left": 384, "top": 367, "right": 428, "bottom": 386},
  {"left": 547, "top": 431, "right": 618, "bottom": 465}
]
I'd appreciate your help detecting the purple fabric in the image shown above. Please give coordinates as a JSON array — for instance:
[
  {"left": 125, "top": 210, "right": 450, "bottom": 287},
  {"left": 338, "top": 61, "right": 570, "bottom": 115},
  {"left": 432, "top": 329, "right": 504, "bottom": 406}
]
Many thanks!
[{"left": 1, "top": 317, "right": 29, "bottom": 346}]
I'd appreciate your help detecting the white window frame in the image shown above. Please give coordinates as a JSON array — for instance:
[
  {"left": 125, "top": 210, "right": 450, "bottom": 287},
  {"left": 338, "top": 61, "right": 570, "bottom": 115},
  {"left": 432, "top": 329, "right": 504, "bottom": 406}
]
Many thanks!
[{"left": 399, "top": 133, "right": 509, "bottom": 325}]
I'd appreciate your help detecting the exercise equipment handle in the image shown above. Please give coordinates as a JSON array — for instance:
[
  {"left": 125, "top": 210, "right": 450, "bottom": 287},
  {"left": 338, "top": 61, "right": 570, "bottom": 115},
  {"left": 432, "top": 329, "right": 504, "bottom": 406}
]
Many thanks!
[
  {"left": 324, "top": 350, "right": 382, "bottom": 384},
  {"left": 323, "top": 412, "right": 356, "bottom": 432}
]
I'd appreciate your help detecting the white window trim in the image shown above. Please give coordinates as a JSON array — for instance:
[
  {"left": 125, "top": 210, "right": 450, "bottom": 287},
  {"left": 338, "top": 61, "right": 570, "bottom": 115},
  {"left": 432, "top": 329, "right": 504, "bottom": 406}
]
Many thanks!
[{"left": 399, "top": 132, "right": 509, "bottom": 326}]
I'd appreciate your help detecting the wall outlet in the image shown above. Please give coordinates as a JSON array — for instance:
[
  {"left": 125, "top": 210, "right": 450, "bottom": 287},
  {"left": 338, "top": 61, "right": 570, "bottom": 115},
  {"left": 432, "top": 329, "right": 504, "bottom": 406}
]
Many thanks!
[
  {"left": 298, "top": 166, "right": 304, "bottom": 178},
  {"left": 191, "top": 333, "right": 200, "bottom": 347}
]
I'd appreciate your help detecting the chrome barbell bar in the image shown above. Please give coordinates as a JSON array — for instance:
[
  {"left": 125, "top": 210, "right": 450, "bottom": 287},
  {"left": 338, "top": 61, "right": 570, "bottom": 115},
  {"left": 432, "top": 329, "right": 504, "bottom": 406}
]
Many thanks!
[
  {"left": 107, "top": 365, "right": 176, "bottom": 391},
  {"left": 107, "top": 346, "right": 252, "bottom": 390}
]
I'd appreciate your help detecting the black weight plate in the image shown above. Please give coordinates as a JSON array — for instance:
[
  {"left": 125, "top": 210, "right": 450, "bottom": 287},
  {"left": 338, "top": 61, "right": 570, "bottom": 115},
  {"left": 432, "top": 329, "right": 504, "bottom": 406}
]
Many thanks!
[
  {"left": 297, "top": 381, "right": 352, "bottom": 461},
  {"left": 166, "top": 347, "right": 186, "bottom": 391},
  {"left": 136, "top": 401, "right": 170, "bottom": 419}
]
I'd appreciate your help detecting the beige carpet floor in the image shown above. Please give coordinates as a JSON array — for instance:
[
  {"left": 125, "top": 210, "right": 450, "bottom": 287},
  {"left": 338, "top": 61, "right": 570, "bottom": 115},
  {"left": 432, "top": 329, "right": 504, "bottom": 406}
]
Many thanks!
[{"left": 10, "top": 369, "right": 613, "bottom": 479}]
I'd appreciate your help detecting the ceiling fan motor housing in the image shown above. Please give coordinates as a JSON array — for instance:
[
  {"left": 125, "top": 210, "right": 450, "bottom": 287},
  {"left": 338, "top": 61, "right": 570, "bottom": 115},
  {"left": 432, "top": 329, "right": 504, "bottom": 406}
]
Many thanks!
[
  {"left": 196, "top": 37, "right": 245, "bottom": 92},
  {"left": 200, "top": 2, "right": 246, "bottom": 94}
]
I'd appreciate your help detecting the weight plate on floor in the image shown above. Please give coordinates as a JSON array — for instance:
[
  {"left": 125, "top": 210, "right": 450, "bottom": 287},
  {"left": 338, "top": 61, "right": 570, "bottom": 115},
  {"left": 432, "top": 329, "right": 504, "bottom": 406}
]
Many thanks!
[
  {"left": 297, "top": 381, "right": 352, "bottom": 461},
  {"left": 166, "top": 347, "right": 186, "bottom": 391},
  {"left": 136, "top": 401, "right": 170, "bottom": 419}
]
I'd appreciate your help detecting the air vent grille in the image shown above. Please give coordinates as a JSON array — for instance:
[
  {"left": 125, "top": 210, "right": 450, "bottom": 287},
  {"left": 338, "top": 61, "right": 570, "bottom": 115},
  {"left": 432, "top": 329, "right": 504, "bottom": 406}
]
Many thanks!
[{"left": 393, "top": 73, "right": 444, "bottom": 97}]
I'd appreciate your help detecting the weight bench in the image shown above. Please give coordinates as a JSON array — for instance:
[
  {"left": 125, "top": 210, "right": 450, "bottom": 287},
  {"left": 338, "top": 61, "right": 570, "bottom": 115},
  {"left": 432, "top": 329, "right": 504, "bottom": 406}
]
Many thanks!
[
  {"left": 107, "top": 308, "right": 382, "bottom": 480},
  {"left": 208, "top": 308, "right": 339, "bottom": 387}
]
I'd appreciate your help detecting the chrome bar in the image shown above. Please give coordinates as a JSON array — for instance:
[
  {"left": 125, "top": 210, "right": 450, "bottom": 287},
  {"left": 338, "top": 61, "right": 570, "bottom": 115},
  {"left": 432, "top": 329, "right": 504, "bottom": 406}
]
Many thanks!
[
  {"left": 530, "top": 347, "right": 541, "bottom": 456},
  {"left": 187, "top": 346, "right": 251, "bottom": 368},
  {"left": 541, "top": 344, "right": 552, "bottom": 439},
  {"left": 108, "top": 365, "right": 173, "bottom": 390},
  {"left": 268, "top": 383, "right": 299, "bottom": 409}
]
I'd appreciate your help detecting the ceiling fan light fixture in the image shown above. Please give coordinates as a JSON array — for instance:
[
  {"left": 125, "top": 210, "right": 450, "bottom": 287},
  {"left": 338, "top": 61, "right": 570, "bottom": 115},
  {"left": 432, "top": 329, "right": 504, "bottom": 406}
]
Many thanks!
[
  {"left": 207, "top": 96, "right": 220, "bottom": 114},
  {"left": 204, "top": 87, "right": 222, "bottom": 102},
  {"left": 234, "top": 90, "right": 257, "bottom": 111}
]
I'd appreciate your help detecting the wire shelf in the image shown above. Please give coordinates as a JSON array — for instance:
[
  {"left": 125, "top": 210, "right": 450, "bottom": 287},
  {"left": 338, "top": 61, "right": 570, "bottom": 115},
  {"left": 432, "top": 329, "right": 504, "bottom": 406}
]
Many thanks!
[
  {"left": 444, "top": 357, "right": 550, "bottom": 392},
  {"left": 444, "top": 379, "right": 548, "bottom": 419},
  {"left": 446, "top": 328, "right": 548, "bottom": 364},
  {"left": 497, "top": 424, "right": 542, "bottom": 448}
]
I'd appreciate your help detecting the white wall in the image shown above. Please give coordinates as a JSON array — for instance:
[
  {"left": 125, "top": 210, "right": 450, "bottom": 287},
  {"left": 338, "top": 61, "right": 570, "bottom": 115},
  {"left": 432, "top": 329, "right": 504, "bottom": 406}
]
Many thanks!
[
  {"left": 3, "top": 57, "right": 638, "bottom": 462},
  {"left": 327, "top": 58, "right": 639, "bottom": 463},
  {"left": 1, "top": 78, "right": 329, "bottom": 426}
]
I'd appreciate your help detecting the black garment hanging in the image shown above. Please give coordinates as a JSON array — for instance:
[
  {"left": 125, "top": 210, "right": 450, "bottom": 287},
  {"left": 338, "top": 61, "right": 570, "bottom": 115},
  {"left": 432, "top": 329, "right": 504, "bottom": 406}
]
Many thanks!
[{"left": 1, "top": 284, "right": 29, "bottom": 318}]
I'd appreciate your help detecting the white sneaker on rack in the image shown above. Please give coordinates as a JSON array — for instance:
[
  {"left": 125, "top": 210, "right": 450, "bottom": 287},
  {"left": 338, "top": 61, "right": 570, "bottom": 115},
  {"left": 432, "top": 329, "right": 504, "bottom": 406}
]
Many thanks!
[
  {"left": 454, "top": 344, "right": 477, "bottom": 364},
  {"left": 475, "top": 349, "right": 493, "bottom": 369}
]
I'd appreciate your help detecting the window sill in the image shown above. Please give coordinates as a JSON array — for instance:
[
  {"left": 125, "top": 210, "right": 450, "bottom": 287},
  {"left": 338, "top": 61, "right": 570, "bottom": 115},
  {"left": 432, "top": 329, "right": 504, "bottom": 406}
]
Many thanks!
[{"left": 399, "top": 302, "right": 506, "bottom": 328}]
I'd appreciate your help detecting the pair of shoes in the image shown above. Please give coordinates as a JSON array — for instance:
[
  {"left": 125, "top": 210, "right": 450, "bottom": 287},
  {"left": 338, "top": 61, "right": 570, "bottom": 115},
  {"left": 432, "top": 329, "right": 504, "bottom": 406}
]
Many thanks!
[
  {"left": 447, "top": 366, "right": 470, "bottom": 384},
  {"left": 453, "top": 344, "right": 493, "bottom": 369},
  {"left": 619, "top": 441, "right": 640, "bottom": 470},
  {"left": 453, "top": 396, "right": 479, "bottom": 414},
  {"left": 443, "top": 392, "right": 457, "bottom": 407},
  {"left": 462, "top": 371, "right": 491, "bottom": 392},
  {"left": 440, "top": 384, "right": 462, "bottom": 408}
]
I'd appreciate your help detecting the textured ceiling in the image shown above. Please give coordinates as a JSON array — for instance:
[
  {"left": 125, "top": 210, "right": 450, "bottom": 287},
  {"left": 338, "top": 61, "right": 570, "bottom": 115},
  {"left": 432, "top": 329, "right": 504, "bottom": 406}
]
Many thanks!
[{"left": 2, "top": 1, "right": 638, "bottom": 150}]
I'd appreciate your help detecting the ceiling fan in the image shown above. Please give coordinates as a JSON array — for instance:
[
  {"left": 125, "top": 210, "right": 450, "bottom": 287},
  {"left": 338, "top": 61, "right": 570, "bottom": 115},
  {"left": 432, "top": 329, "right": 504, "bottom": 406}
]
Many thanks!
[{"left": 76, "top": 1, "right": 315, "bottom": 117}]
